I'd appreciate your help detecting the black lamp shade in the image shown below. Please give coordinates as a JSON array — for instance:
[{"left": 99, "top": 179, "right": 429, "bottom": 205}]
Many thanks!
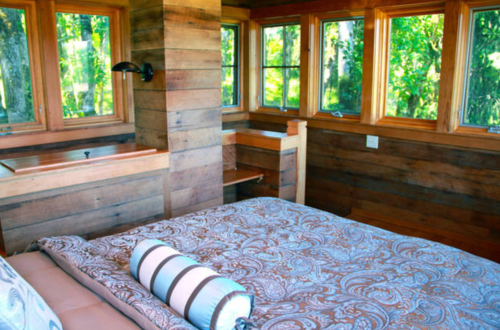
[
  {"left": 112, "top": 61, "right": 141, "bottom": 73},
  {"left": 112, "top": 62, "right": 153, "bottom": 82}
]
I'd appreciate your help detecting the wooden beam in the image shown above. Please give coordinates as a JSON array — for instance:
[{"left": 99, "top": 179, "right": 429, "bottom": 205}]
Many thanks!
[{"left": 287, "top": 119, "right": 307, "bottom": 204}]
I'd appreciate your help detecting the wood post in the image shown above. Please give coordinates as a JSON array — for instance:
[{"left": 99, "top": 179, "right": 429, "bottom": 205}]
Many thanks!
[{"left": 287, "top": 119, "right": 307, "bottom": 204}]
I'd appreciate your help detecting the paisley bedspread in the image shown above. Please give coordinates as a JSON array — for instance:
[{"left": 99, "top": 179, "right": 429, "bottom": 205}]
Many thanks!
[{"left": 32, "top": 197, "right": 500, "bottom": 329}]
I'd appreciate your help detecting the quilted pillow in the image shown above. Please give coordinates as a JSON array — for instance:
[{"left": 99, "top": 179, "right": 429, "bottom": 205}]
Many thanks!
[
  {"left": 130, "top": 239, "right": 254, "bottom": 330},
  {"left": 0, "top": 255, "right": 63, "bottom": 330}
]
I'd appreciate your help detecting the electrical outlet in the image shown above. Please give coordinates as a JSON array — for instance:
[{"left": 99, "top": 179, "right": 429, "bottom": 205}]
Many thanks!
[{"left": 366, "top": 135, "right": 379, "bottom": 149}]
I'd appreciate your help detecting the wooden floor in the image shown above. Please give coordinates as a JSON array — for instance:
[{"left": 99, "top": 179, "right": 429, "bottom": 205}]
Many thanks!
[{"left": 348, "top": 208, "right": 500, "bottom": 264}]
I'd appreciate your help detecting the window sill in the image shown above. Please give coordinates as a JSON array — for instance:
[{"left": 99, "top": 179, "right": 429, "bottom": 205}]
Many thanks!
[
  {"left": 0, "top": 122, "right": 134, "bottom": 150},
  {"left": 249, "top": 111, "right": 500, "bottom": 152},
  {"left": 314, "top": 112, "right": 361, "bottom": 123},
  {"left": 377, "top": 117, "right": 437, "bottom": 130},
  {"left": 255, "top": 107, "right": 299, "bottom": 116}
]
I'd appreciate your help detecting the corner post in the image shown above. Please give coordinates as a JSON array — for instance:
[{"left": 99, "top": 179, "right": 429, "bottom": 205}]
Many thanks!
[{"left": 287, "top": 119, "right": 307, "bottom": 204}]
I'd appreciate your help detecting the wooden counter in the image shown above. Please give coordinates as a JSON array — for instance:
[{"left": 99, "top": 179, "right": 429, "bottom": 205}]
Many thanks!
[{"left": 0, "top": 144, "right": 170, "bottom": 255}]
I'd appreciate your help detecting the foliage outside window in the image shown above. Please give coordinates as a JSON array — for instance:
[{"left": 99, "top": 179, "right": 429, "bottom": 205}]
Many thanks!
[
  {"left": 56, "top": 12, "right": 114, "bottom": 119},
  {"left": 320, "top": 18, "right": 364, "bottom": 114},
  {"left": 462, "top": 8, "right": 500, "bottom": 127},
  {"left": 262, "top": 24, "right": 300, "bottom": 109},
  {"left": 386, "top": 14, "right": 444, "bottom": 120},
  {"left": 0, "top": 7, "right": 35, "bottom": 125},
  {"left": 221, "top": 24, "right": 239, "bottom": 108}
]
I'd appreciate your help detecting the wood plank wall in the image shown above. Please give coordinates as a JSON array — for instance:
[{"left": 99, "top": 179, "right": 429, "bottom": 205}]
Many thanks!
[
  {"left": 235, "top": 145, "right": 297, "bottom": 201},
  {"left": 0, "top": 170, "right": 166, "bottom": 254},
  {"left": 250, "top": 120, "right": 500, "bottom": 262},
  {"left": 130, "top": 0, "right": 223, "bottom": 217}
]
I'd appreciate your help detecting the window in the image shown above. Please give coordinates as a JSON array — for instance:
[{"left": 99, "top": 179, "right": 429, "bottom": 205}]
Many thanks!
[
  {"left": 0, "top": 4, "right": 41, "bottom": 130},
  {"left": 56, "top": 11, "right": 114, "bottom": 119},
  {"left": 385, "top": 13, "right": 444, "bottom": 121},
  {"left": 320, "top": 17, "right": 364, "bottom": 115},
  {"left": 0, "top": 1, "right": 128, "bottom": 146},
  {"left": 261, "top": 23, "right": 300, "bottom": 109},
  {"left": 221, "top": 24, "right": 239, "bottom": 108},
  {"left": 462, "top": 7, "right": 500, "bottom": 128}
]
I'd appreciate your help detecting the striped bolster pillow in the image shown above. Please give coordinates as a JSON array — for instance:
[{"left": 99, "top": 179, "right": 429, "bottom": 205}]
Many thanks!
[{"left": 130, "top": 239, "right": 254, "bottom": 330}]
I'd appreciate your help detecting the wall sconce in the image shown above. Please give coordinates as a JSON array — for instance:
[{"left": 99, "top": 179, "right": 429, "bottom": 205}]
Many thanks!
[{"left": 111, "top": 62, "right": 153, "bottom": 82}]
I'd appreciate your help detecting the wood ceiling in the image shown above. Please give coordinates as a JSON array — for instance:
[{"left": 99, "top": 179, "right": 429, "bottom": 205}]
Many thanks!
[{"left": 222, "top": 0, "right": 315, "bottom": 9}]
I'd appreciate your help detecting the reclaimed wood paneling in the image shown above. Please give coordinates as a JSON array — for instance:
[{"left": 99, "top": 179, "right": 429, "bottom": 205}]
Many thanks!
[
  {"left": 235, "top": 145, "right": 297, "bottom": 201},
  {"left": 0, "top": 170, "right": 167, "bottom": 255},
  {"left": 130, "top": 0, "right": 223, "bottom": 216}
]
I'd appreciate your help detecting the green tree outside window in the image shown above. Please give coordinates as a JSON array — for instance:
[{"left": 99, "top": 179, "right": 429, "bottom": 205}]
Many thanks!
[
  {"left": 320, "top": 18, "right": 364, "bottom": 114},
  {"left": 56, "top": 12, "right": 113, "bottom": 119},
  {"left": 386, "top": 14, "right": 444, "bottom": 120},
  {"left": 463, "top": 8, "right": 500, "bottom": 127},
  {"left": 221, "top": 24, "right": 239, "bottom": 107},
  {"left": 0, "top": 7, "right": 34, "bottom": 125},
  {"left": 262, "top": 24, "right": 300, "bottom": 109}
]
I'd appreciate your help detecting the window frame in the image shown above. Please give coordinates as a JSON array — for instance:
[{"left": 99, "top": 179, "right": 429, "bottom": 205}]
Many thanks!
[
  {"left": 0, "top": 0, "right": 132, "bottom": 149},
  {"left": 221, "top": 22, "right": 241, "bottom": 111},
  {"left": 255, "top": 17, "right": 300, "bottom": 116},
  {"left": 0, "top": 0, "right": 46, "bottom": 134},
  {"left": 459, "top": 4, "right": 500, "bottom": 130},
  {"left": 316, "top": 12, "right": 365, "bottom": 121},
  {"left": 55, "top": 4, "right": 126, "bottom": 127},
  {"left": 374, "top": 4, "right": 446, "bottom": 130}
]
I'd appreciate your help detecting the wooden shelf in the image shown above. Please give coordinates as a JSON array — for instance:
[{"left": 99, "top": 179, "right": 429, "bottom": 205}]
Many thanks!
[{"left": 223, "top": 168, "right": 264, "bottom": 187}]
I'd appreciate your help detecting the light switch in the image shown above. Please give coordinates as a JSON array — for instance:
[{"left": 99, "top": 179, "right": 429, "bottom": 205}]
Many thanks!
[{"left": 367, "top": 135, "right": 379, "bottom": 149}]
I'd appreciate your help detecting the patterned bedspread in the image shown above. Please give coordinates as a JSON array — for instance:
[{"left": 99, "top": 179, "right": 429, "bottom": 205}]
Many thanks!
[{"left": 32, "top": 198, "right": 500, "bottom": 329}]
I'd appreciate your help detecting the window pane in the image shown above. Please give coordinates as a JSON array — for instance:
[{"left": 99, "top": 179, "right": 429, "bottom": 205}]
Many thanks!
[
  {"left": 0, "top": 7, "right": 35, "bottom": 125},
  {"left": 263, "top": 68, "right": 283, "bottom": 107},
  {"left": 320, "top": 19, "right": 364, "bottom": 114},
  {"left": 463, "top": 9, "right": 500, "bottom": 127},
  {"left": 386, "top": 14, "right": 444, "bottom": 120},
  {"left": 221, "top": 24, "right": 238, "bottom": 107},
  {"left": 56, "top": 12, "right": 113, "bottom": 119},
  {"left": 222, "top": 67, "right": 237, "bottom": 106},
  {"left": 285, "top": 68, "right": 300, "bottom": 108},
  {"left": 285, "top": 25, "right": 301, "bottom": 66},
  {"left": 221, "top": 25, "right": 236, "bottom": 66},
  {"left": 264, "top": 26, "right": 283, "bottom": 67}
]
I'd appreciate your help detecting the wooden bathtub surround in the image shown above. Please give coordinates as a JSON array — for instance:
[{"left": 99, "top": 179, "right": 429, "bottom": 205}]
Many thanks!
[
  {"left": 0, "top": 145, "right": 171, "bottom": 255},
  {"left": 222, "top": 119, "right": 307, "bottom": 204}
]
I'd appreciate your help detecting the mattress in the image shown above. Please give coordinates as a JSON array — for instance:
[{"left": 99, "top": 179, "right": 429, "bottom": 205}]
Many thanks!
[
  {"left": 6, "top": 251, "right": 141, "bottom": 330},
  {"left": 28, "top": 197, "right": 500, "bottom": 329}
]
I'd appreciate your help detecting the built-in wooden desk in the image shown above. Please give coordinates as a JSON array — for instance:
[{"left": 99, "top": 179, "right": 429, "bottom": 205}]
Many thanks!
[{"left": 0, "top": 144, "right": 170, "bottom": 255}]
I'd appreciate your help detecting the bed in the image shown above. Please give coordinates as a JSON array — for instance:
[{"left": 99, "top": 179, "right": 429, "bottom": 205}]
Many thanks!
[{"left": 8, "top": 197, "right": 500, "bottom": 329}]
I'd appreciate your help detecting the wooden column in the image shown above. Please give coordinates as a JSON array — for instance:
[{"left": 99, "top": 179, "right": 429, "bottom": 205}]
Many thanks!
[
  {"left": 130, "top": 0, "right": 223, "bottom": 217},
  {"left": 287, "top": 120, "right": 307, "bottom": 204}
]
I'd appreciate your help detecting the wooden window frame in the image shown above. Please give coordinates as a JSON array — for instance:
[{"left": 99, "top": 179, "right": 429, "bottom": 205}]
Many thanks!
[
  {"left": 0, "top": 0, "right": 132, "bottom": 150},
  {"left": 221, "top": 21, "right": 243, "bottom": 113},
  {"left": 254, "top": 17, "right": 300, "bottom": 116},
  {"left": 54, "top": 4, "right": 126, "bottom": 128},
  {"left": 0, "top": 0, "right": 46, "bottom": 134},
  {"left": 373, "top": 4, "right": 445, "bottom": 130},
  {"left": 312, "top": 11, "right": 365, "bottom": 123},
  {"left": 452, "top": 0, "right": 500, "bottom": 136},
  {"left": 222, "top": 6, "right": 249, "bottom": 114}
]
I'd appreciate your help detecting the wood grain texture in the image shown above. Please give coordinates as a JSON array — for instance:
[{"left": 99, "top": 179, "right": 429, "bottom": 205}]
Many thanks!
[
  {"left": 1, "top": 144, "right": 156, "bottom": 173},
  {"left": 0, "top": 151, "right": 170, "bottom": 199},
  {"left": 0, "top": 170, "right": 167, "bottom": 255}
]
